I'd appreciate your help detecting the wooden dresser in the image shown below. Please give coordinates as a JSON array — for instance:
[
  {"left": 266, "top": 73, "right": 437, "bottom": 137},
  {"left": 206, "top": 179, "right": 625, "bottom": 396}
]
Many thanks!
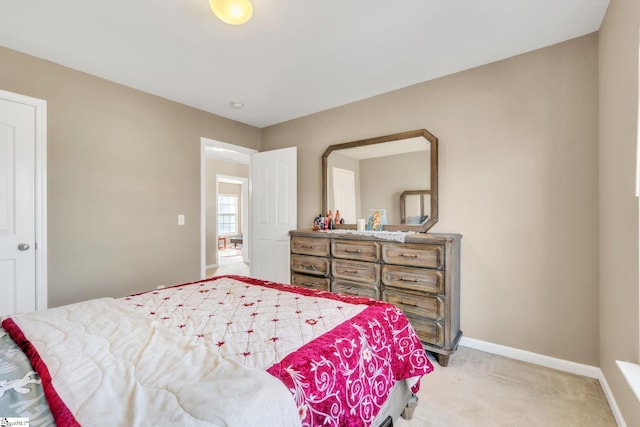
[{"left": 289, "top": 230, "right": 462, "bottom": 366}]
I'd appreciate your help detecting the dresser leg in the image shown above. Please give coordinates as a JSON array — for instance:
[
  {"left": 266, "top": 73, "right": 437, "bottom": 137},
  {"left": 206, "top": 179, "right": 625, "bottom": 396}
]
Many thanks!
[{"left": 436, "top": 353, "right": 451, "bottom": 367}]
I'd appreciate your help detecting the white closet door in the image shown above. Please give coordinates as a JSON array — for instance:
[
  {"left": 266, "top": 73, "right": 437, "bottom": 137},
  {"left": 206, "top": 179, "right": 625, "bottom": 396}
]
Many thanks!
[{"left": 0, "top": 97, "right": 36, "bottom": 315}]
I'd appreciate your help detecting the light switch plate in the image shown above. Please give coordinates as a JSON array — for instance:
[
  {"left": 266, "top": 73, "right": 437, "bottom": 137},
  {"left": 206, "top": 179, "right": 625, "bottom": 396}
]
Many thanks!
[{"left": 178, "top": 214, "right": 185, "bottom": 225}]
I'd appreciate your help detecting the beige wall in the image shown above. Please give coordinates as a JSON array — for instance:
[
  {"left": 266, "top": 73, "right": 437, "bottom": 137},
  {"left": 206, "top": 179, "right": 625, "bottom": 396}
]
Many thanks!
[
  {"left": 599, "top": 0, "right": 640, "bottom": 424},
  {"left": 0, "top": 46, "right": 261, "bottom": 307},
  {"left": 263, "top": 34, "right": 600, "bottom": 366}
]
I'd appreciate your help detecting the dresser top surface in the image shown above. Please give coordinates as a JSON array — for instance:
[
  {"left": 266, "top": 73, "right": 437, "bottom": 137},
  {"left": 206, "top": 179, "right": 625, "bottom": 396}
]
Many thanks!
[{"left": 290, "top": 229, "right": 462, "bottom": 244}]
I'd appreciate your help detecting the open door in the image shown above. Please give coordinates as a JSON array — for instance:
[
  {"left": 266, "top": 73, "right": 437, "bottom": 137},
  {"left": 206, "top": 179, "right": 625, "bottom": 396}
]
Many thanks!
[{"left": 250, "top": 147, "right": 297, "bottom": 283}]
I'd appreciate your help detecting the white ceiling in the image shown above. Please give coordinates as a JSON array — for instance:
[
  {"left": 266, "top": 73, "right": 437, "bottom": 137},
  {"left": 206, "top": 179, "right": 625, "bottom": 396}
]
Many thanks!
[{"left": 0, "top": 0, "right": 609, "bottom": 128}]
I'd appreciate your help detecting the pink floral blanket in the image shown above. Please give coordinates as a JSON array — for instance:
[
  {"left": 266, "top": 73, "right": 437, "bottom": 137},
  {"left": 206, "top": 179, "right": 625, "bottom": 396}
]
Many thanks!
[{"left": 123, "top": 275, "right": 433, "bottom": 426}]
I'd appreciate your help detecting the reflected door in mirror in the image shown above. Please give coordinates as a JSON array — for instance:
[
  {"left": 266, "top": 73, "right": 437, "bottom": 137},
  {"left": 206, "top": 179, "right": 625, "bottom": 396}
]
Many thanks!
[{"left": 331, "top": 167, "right": 357, "bottom": 224}]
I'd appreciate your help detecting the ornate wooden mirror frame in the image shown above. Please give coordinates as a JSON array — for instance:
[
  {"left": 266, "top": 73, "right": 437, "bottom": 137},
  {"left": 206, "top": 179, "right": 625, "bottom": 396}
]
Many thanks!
[{"left": 322, "top": 129, "right": 438, "bottom": 233}]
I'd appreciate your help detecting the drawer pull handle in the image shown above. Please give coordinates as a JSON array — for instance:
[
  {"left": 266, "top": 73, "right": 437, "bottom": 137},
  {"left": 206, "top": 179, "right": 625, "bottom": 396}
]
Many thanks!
[
  {"left": 302, "top": 264, "right": 317, "bottom": 271},
  {"left": 345, "top": 249, "right": 361, "bottom": 253},
  {"left": 340, "top": 270, "right": 359, "bottom": 274},
  {"left": 301, "top": 245, "right": 315, "bottom": 249},
  {"left": 400, "top": 253, "right": 419, "bottom": 258},
  {"left": 400, "top": 300, "right": 419, "bottom": 307},
  {"left": 400, "top": 277, "right": 420, "bottom": 283}
]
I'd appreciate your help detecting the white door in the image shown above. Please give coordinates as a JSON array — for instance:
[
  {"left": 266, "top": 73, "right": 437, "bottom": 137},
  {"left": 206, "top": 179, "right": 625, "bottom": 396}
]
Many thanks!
[
  {"left": 0, "top": 95, "right": 41, "bottom": 315},
  {"left": 250, "top": 147, "right": 297, "bottom": 283}
]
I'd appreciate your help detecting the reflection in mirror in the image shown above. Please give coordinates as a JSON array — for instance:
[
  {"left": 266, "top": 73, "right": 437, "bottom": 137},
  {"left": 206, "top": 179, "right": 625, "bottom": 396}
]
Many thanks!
[
  {"left": 401, "top": 190, "right": 430, "bottom": 224},
  {"left": 322, "top": 129, "right": 438, "bottom": 233}
]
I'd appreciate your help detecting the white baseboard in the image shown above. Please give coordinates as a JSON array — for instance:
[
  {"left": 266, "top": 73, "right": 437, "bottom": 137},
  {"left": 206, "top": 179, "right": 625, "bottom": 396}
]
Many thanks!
[
  {"left": 599, "top": 368, "right": 628, "bottom": 427},
  {"left": 459, "top": 337, "right": 600, "bottom": 377},
  {"left": 206, "top": 264, "right": 218, "bottom": 270},
  {"left": 459, "top": 337, "right": 627, "bottom": 427}
]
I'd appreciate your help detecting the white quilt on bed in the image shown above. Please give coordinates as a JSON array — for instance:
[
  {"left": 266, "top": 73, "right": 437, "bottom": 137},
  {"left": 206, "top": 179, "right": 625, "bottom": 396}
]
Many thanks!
[{"left": 8, "top": 298, "right": 301, "bottom": 427}]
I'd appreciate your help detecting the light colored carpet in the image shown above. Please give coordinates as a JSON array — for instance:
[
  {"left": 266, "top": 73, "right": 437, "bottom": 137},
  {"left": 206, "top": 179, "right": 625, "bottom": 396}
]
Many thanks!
[
  {"left": 206, "top": 254, "right": 249, "bottom": 277},
  {"left": 397, "top": 346, "right": 616, "bottom": 427}
]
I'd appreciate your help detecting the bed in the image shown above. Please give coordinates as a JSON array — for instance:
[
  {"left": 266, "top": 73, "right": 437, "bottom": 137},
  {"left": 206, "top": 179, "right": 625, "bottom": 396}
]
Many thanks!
[{"left": 0, "top": 275, "right": 433, "bottom": 426}]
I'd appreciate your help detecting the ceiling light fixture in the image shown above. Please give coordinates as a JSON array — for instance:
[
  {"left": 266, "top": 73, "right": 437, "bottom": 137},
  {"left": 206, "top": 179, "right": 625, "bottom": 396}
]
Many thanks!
[
  {"left": 209, "top": 0, "right": 253, "bottom": 25},
  {"left": 230, "top": 101, "right": 244, "bottom": 109}
]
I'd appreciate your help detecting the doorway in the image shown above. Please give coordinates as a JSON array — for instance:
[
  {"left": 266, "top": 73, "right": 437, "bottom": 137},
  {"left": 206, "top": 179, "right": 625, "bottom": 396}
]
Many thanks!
[
  {"left": 212, "top": 175, "right": 248, "bottom": 276},
  {"left": 200, "top": 138, "right": 256, "bottom": 279}
]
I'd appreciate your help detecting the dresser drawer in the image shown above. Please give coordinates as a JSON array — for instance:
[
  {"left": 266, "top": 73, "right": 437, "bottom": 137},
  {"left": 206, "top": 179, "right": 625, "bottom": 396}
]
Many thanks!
[
  {"left": 291, "top": 254, "right": 330, "bottom": 276},
  {"left": 332, "top": 259, "right": 380, "bottom": 285},
  {"left": 382, "top": 289, "right": 443, "bottom": 321},
  {"left": 332, "top": 239, "right": 380, "bottom": 262},
  {"left": 291, "top": 236, "right": 330, "bottom": 256},
  {"left": 291, "top": 273, "right": 330, "bottom": 291},
  {"left": 406, "top": 316, "right": 444, "bottom": 347},
  {"left": 381, "top": 265, "right": 444, "bottom": 295},
  {"left": 382, "top": 243, "right": 444, "bottom": 269},
  {"left": 332, "top": 279, "right": 380, "bottom": 300}
]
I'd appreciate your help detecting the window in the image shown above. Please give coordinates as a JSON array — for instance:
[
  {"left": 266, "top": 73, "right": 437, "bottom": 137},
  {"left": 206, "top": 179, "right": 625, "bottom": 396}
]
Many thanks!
[{"left": 217, "top": 195, "right": 238, "bottom": 235}]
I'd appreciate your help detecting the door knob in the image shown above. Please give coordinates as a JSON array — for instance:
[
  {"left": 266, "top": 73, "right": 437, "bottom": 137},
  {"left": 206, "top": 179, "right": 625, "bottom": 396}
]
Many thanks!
[{"left": 18, "top": 243, "right": 30, "bottom": 251}]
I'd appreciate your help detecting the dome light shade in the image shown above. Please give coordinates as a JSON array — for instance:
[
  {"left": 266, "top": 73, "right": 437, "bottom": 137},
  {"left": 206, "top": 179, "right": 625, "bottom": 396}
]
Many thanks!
[{"left": 209, "top": 0, "right": 253, "bottom": 25}]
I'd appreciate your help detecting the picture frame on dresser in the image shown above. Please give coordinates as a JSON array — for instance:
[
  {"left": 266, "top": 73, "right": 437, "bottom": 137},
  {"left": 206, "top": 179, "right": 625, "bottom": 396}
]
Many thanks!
[{"left": 367, "top": 209, "right": 387, "bottom": 231}]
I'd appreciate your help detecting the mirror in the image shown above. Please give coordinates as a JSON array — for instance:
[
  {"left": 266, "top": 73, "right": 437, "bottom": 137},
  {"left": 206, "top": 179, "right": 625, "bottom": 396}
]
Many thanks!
[
  {"left": 401, "top": 190, "right": 430, "bottom": 225},
  {"left": 322, "top": 129, "right": 438, "bottom": 233}
]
